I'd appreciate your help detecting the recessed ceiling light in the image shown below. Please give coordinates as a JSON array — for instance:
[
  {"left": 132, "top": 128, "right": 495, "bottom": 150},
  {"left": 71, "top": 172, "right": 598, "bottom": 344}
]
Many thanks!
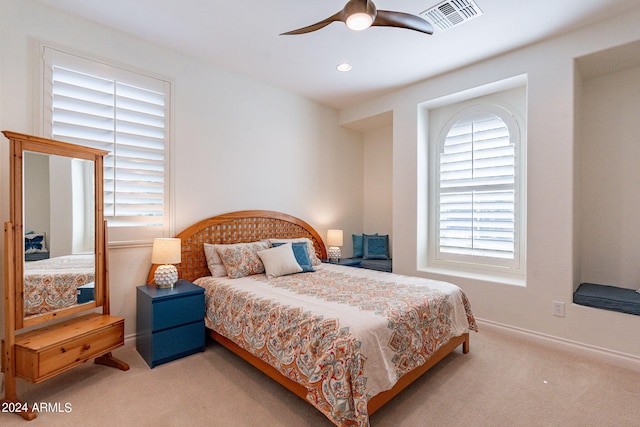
[{"left": 337, "top": 63, "right": 352, "bottom": 72}]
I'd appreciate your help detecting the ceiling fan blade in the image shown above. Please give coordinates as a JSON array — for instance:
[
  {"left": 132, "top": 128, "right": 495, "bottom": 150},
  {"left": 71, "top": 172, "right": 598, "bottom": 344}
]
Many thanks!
[
  {"left": 281, "top": 11, "right": 344, "bottom": 35},
  {"left": 373, "top": 10, "right": 434, "bottom": 35}
]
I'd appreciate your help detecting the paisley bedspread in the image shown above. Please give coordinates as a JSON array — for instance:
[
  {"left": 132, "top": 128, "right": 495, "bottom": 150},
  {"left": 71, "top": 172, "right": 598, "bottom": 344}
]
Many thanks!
[
  {"left": 23, "top": 254, "right": 95, "bottom": 316},
  {"left": 195, "top": 263, "right": 476, "bottom": 427}
]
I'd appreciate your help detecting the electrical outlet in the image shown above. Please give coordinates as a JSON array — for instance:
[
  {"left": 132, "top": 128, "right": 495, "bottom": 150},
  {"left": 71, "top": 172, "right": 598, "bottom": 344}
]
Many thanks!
[{"left": 552, "top": 301, "right": 565, "bottom": 317}]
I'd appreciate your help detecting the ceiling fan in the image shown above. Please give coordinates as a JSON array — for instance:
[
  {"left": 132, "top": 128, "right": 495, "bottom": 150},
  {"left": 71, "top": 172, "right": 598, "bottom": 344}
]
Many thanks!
[{"left": 281, "top": 0, "right": 434, "bottom": 36}]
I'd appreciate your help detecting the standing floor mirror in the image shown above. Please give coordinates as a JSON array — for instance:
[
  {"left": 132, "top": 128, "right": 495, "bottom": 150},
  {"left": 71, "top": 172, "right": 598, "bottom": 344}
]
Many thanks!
[{"left": 2, "top": 131, "right": 128, "bottom": 421}]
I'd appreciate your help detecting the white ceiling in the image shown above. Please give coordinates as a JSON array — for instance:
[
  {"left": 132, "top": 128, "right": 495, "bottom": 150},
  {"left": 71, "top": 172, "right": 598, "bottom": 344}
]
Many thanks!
[{"left": 36, "top": 0, "right": 640, "bottom": 109}]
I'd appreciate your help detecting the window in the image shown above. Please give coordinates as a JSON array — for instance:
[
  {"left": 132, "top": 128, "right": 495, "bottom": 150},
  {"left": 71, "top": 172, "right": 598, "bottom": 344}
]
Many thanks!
[
  {"left": 431, "top": 103, "right": 524, "bottom": 276},
  {"left": 41, "top": 46, "right": 172, "bottom": 242}
]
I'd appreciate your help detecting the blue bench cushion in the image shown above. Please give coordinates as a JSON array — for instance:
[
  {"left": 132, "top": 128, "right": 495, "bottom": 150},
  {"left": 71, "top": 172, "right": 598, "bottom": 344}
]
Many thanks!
[
  {"left": 25, "top": 251, "right": 49, "bottom": 262},
  {"left": 77, "top": 282, "right": 95, "bottom": 304},
  {"left": 573, "top": 283, "right": 640, "bottom": 316},
  {"left": 348, "top": 258, "right": 392, "bottom": 273},
  {"left": 360, "top": 259, "right": 392, "bottom": 272}
]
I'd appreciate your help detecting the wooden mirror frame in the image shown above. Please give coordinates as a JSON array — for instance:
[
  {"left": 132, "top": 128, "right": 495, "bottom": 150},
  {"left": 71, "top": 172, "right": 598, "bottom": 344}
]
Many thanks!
[
  {"left": 4, "top": 131, "right": 109, "bottom": 329},
  {"left": 3, "top": 132, "right": 128, "bottom": 421}
]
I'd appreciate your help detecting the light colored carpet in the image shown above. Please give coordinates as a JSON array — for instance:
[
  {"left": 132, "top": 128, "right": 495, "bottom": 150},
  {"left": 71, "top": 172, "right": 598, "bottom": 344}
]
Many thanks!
[{"left": 2, "top": 328, "right": 639, "bottom": 426}]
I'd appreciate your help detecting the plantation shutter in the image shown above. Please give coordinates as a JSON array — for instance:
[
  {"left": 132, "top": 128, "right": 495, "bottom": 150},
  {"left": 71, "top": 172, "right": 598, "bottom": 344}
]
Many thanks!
[
  {"left": 43, "top": 47, "right": 168, "bottom": 228},
  {"left": 438, "top": 112, "right": 515, "bottom": 261}
]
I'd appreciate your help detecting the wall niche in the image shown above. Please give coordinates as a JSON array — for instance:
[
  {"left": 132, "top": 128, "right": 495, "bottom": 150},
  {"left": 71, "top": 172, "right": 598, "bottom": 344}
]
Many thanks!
[{"left": 576, "top": 41, "right": 640, "bottom": 291}]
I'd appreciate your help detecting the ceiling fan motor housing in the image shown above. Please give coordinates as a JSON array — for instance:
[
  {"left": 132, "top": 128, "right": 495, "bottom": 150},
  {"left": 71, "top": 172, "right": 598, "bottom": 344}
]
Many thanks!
[{"left": 344, "top": 0, "right": 377, "bottom": 30}]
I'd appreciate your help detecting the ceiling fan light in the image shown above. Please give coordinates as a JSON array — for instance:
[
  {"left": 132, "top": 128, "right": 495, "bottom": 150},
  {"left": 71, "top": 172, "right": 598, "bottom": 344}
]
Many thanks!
[{"left": 346, "top": 12, "right": 373, "bottom": 31}]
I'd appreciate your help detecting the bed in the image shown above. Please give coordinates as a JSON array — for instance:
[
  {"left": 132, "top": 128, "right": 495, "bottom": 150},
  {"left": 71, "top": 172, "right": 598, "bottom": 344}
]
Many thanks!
[
  {"left": 146, "top": 210, "right": 477, "bottom": 426},
  {"left": 23, "top": 254, "right": 95, "bottom": 316}
]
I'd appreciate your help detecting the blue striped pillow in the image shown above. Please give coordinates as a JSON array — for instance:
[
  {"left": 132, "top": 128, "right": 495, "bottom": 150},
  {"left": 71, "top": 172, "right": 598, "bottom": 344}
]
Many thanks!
[{"left": 272, "top": 242, "right": 315, "bottom": 272}]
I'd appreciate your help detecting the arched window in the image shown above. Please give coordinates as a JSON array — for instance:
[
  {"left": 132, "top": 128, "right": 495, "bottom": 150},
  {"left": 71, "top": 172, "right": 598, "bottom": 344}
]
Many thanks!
[{"left": 436, "top": 104, "right": 522, "bottom": 271}]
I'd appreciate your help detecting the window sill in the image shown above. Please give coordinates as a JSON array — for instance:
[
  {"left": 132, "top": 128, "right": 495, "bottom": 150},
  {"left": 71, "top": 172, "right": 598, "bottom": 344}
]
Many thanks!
[
  {"left": 108, "top": 240, "right": 153, "bottom": 250},
  {"left": 418, "top": 265, "right": 526, "bottom": 287}
]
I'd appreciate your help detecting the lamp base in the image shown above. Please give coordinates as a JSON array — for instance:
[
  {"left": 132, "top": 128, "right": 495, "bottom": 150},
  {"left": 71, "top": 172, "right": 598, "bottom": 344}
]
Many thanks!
[
  {"left": 327, "top": 246, "right": 341, "bottom": 262},
  {"left": 155, "top": 264, "right": 178, "bottom": 288}
]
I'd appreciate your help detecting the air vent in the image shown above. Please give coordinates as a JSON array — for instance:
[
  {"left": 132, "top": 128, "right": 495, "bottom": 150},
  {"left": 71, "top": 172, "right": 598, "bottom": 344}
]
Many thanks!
[{"left": 420, "top": 0, "right": 483, "bottom": 32}]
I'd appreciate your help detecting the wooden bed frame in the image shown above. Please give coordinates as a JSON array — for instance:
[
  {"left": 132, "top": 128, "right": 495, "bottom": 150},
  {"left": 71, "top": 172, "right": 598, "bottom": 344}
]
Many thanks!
[{"left": 147, "top": 210, "right": 469, "bottom": 417}]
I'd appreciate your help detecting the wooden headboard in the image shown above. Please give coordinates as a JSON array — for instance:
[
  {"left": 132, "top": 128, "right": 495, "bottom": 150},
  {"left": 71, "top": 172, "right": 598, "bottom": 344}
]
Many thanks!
[{"left": 146, "top": 210, "right": 327, "bottom": 284}]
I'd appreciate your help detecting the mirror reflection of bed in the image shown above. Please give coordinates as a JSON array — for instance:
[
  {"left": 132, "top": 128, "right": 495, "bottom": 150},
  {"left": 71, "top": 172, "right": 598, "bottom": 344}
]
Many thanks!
[
  {"left": 23, "top": 254, "right": 95, "bottom": 316},
  {"left": 22, "top": 150, "right": 96, "bottom": 318}
]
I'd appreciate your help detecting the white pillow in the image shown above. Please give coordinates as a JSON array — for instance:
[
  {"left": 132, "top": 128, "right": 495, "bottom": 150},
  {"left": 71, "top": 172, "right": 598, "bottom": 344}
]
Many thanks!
[{"left": 257, "top": 243, "right": 302, "bottom": 279}]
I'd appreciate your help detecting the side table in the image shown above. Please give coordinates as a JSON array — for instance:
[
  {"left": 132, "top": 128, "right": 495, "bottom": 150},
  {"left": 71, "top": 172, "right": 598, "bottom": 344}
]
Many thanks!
[{"left": 136, "top": 280, "right": 205, "bottom": 368}]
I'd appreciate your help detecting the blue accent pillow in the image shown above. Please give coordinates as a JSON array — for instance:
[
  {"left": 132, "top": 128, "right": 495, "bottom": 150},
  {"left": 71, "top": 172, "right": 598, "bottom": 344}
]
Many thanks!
[
  {"left": 353, "top": 233, "right": 378, "bottom": 258},
  {"left": 363, "top": 235, "right": 389, "bottom": 260},
  {"left": 272, "top": 242, "right": 315, "bottom": 272},
  {"left": 25, "top": 232, "right": 47, "bottom": 254}
]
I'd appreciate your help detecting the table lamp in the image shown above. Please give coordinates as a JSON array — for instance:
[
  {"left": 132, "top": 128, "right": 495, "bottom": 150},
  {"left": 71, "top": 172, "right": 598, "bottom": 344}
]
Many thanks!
[
  {"left": 326, "top": 229, "right": 343, "bottom": 262},
  {"left": 151, "top": 237, "right": 181, "bottom": 288}
]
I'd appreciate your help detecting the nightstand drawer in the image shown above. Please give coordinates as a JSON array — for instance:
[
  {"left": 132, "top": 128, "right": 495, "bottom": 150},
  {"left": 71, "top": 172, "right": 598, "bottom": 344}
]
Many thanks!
[
  {"left": 151, "top": 293, "right": 204, "bottom": 331},
  {"left": 148, "top": 321, "right": 205, "bottom": 367}
]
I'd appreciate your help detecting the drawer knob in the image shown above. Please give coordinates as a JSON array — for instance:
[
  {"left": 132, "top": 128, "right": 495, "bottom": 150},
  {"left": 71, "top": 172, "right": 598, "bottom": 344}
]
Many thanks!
[{"left": 83, "top": 344, "right": 91, "bottom": 351}]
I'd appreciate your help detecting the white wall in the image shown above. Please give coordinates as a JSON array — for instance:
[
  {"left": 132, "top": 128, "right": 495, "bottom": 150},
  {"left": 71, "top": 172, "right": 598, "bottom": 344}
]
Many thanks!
[
  {"left": 47, "top": 155, "right": 74, "bottom": 257},
  {"left": 340, "top": 11, "right": 640, "bottom": 364},
  {"left": 0, "top": 1, "right": 364, "bottom": 337},
  {"left": 363, "top": 125, "right": 393, "bottom": 253},
  {"left": 23, "top": 152, "right": 50, "bottom": 240}
]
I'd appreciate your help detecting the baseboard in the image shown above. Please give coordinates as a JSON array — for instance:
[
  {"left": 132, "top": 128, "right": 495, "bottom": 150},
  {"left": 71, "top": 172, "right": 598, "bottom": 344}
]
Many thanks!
[
  {"left": 124, "top": 333, "right": 137, "bottom": 345},
  {"left": 476, "top": 318, "right": 640, "bottom": 372}
]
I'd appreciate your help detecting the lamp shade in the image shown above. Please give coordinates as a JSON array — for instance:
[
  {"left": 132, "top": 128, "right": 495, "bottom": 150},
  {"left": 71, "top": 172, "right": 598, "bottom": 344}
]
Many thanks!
[
  {"left": 151, "top": 238, "right": 181, "bottom": 265},
  {"left": 326, "top": 229, "right": 344, "bottom": 247}
]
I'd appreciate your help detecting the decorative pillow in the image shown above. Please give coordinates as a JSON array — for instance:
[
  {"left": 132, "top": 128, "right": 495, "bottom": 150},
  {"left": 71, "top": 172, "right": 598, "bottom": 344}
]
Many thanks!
[
  {"left": 25, "top": 232, "right": 47, "bottom": 254},
  {"left": 352, "top": 233, "right": 377, "bottom": 258},
  {"left": 214, "top": 241, "right": 269, "bottom": 279},
  {"left": 257, "top": 243, "right": 303, "bottom": 279},
  {"left": 272, "top": 242, "right": 315, "bottom": 272},
  {"left": 363, "top": 234, "right": 389, "bottom": 260},
  {"left": 268, "top": 238, "right": 321, "bottom": 266},
  {"left": 203, "top": 243, "right": 228, "bottom": 277}
]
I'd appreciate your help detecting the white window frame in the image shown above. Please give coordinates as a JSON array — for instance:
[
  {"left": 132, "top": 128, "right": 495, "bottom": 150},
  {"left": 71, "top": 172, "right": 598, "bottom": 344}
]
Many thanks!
[
  {"left": 428, "top": 102, "right": 526, "bottom": 282},
  {"left": 38, "top": 43, "right": 174, "bottom": 245}
]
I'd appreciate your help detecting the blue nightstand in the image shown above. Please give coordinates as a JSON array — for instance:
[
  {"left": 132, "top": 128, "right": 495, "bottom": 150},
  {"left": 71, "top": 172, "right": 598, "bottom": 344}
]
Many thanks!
[{"left": 136, "top": 280, "right": 205, "bottom": 368}]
